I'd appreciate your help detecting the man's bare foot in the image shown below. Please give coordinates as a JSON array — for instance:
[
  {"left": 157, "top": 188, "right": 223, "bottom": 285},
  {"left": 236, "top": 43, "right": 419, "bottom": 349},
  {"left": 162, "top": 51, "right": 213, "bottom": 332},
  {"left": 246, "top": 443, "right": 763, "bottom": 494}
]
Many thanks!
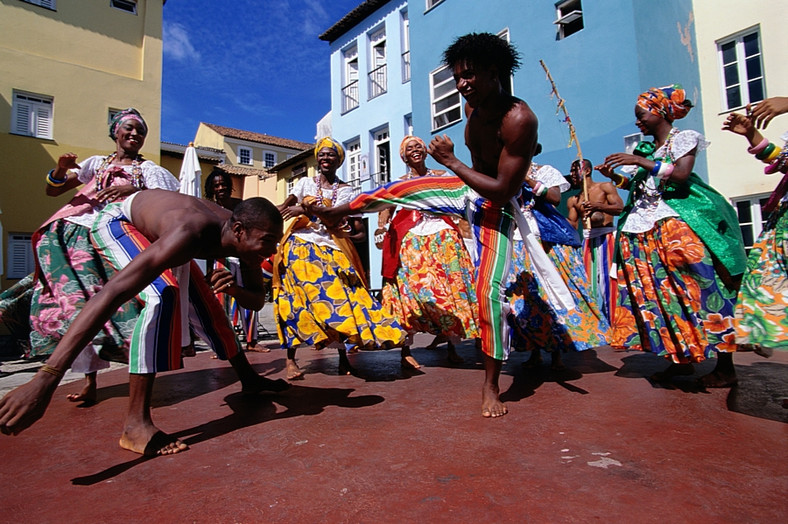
[
  {"left": 241, "top": 375, "right": 290, "bottom": 395},
  {"left": 246, "top": 343, "right": 270, "bottom": 353},
  {"left": 649, "top": 363, "right": 694, "bottom": 382},
  {"left": 66, "top": 384, "right": 97, "bottom": 405},
  {"left": 286, "top": 359, "right": 304, "bottom": 380},
  {"left": 401, "top": 346, "right": 420, "bottom": 369},
  {"left": 481, "top": 382, "right": 507, "bottom": 418},
  {"left": 119, "top": 425, "right": 188, "bottom": 457},
  {"left": 523, "top": 350, "right": 543, "bottom": 369}
]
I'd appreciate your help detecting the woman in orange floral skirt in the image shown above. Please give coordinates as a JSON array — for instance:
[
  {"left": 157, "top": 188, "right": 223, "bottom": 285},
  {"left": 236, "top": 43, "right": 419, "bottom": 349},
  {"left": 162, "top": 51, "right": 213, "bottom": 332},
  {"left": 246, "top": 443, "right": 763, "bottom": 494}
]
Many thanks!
[
  {"left": 597, "top": 85, "right": 747, "bottom": 387},
  {"left": 376, "top": 136, "right": 480, "bottom": 369}
]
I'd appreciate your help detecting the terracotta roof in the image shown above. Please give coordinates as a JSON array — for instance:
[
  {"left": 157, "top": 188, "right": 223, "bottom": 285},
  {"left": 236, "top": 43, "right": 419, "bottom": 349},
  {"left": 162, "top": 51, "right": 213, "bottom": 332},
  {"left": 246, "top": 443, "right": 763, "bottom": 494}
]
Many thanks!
[
  {"left": 160, "top": 141, "right": 225, "bottom": 162},
  {"left": 319, "top": 0, "right": 391, "bottom": 43},
  {"left": 212, "top": 163, "right": 273, "bottom": 180},
  {"left": 200, "top": 123, "right": 313, "bottom": 151},
  {"left": 268, "top": 147, "right": 313, "bottom": 172}
]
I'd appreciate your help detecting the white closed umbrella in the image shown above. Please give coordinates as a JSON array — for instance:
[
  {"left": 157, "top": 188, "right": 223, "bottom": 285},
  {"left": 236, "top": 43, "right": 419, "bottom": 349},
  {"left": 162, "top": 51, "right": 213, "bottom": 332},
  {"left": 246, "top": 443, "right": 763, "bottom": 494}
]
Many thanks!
[{"left": 179, "top": 142, "right": 202, "bottom": 198}]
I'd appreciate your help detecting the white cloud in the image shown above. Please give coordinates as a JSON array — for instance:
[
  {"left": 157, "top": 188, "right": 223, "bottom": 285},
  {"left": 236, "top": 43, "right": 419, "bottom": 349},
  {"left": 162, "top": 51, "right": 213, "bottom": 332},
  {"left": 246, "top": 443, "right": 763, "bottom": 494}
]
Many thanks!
[{"left": 163, "top": 22, "right": 200, "bottom": 62}]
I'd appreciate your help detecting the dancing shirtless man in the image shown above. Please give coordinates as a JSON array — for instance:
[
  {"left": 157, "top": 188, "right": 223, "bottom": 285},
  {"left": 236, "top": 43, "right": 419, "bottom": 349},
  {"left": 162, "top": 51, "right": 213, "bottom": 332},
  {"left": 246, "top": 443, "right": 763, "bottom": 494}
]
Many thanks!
[
  {"left": 312, "top": 33, "right": 538, "bottom": 418},
  {"left": 0, "top": 190, "right": 286, "bottom": 455}
]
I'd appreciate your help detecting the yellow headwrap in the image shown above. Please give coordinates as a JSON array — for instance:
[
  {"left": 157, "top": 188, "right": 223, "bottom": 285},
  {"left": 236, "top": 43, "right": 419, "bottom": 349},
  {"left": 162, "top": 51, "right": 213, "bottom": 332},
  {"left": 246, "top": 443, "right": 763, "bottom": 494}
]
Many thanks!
[{"left": 314, "top": 137, "right": 345, "bottom": 166}]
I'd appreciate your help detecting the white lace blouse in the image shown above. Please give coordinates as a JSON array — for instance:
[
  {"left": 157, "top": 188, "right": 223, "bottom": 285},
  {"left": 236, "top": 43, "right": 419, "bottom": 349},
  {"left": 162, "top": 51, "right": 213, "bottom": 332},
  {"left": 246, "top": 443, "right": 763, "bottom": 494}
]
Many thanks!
[
  {"left": 289, "top": 176, "right": 357, "bottom": 249},
  {"left": 620, "top": 129, "right": 709, "bottom": 234}
]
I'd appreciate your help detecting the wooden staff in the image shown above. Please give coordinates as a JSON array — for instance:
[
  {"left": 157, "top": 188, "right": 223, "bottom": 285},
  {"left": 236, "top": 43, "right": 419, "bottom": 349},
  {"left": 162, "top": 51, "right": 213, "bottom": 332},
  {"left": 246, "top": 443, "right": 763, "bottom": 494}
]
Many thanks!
[{"left": 539, "top": 60, "right": 590, "bottom": 228}]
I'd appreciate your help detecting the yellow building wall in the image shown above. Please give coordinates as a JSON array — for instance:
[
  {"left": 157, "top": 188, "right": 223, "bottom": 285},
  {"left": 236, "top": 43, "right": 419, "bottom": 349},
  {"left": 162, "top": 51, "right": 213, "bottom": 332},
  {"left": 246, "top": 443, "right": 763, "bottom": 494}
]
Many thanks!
[
  {"left": 694, "top": 0, "right": 788, "bottom": 199},
  {"left": 0, "top": 0, "right": 163, "bottom": 289}
]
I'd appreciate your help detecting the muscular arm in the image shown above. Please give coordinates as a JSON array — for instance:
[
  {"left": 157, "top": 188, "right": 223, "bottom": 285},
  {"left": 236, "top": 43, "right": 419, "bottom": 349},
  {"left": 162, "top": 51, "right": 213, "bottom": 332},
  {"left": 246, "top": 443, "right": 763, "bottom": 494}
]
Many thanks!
[
  {"left": 429, "top": 104, "right": 538, "bottom": 206},
  {"left": 603, "top": 183, "right": 624, "bottom": 215},
  {"left": 567, "top": 196, "right": 580, "bottom": 229}
]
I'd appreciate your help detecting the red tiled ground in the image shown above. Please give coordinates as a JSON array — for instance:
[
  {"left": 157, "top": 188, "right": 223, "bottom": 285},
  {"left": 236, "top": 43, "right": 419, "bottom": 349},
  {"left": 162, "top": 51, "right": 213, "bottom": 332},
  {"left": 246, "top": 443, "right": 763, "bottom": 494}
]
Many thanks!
[{"left": 1, "top": 339, "right": 786, "bottom": 523}]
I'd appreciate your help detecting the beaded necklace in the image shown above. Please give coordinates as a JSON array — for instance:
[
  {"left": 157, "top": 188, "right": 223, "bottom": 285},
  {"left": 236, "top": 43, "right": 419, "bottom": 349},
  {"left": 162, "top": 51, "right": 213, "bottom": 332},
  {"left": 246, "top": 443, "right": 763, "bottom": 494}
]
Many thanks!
[
  {"left": 95, "top": 152, "right": 143, "bottom": 192},
  {"left": 313, "top": 173, "right": 339, "bottom": 207},
  {"left": 656, "top": 127, "right": 679, "bottom": 164}
]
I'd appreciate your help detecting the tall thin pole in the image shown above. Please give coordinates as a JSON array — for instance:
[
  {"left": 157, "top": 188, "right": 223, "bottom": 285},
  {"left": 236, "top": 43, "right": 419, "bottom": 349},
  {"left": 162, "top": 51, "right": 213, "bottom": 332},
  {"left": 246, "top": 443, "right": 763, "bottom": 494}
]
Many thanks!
[{"left": 539, "top": 60, "right": 590, "bottom": 227}]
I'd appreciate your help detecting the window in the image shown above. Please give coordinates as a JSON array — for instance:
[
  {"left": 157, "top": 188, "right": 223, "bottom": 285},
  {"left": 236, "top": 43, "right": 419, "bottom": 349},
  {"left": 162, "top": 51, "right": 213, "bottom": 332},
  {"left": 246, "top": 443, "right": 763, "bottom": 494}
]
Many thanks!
[
  {"left": 554, "top": 0, "right": 584, "bottom": 40},
  {"left": 238, "top": 147, "right": 252, "bottom": 166},
  {"left": 401, "top": 11, "right": 411, "bottom": 83},
  {"left": 430, "top": 65, "right": 462, "bottom": 131},
  {"left": 368, "top": 28, "right": 387, "bottom": 99},
  {"left": 346, "top": 140, "right": 362, "bottom": 192},
  {"left": 717, "top": 28, "right": 764, "bottom": 111},
  {"left": 426, "top": 0, "right": 444, "bottom": 10},
  {"left": 497, "top": 28, "right": 513, "bottom": 94},
  {"left": 373, "top": 129, "right": 391, "bottom": 186},
  {"left": 12, "top": 91, "right": 53, "bottom": 139},
  {"left": 263, "top": 151, "right": 276, "bottom": 168},
  {"left": 342, "top": 46, "right": 359, "bottom": 113},
  {"left": 20, "top": 0, "right": 56, "bottom": 10},
  {"left": 404, "top": 114, "right": 413, "bottom": 137},
  {"left": 110, "top": 0, "right": 137, "bottom": 14},
  {"left": 733, "top": 195, "right": 770, "bottom": 253},
  {"left": 287, "top": 167, "right": 306, "bottom": 195},
  {"left": 6, "top": 234, "right": 34, "bottom": 280}
]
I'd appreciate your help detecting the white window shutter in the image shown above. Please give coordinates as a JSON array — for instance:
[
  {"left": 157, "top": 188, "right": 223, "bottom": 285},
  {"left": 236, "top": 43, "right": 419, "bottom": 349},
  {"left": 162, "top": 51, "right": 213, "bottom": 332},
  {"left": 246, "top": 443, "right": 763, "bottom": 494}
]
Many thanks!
[
  {"left": 35, "top": 103, "right": 53, "bottom": 139},
  {"left": 7, "top": 235, "right": 34, "bottom": 279},
  {"left": 13, "top": 101, "right": 32, "bottom": 136}
]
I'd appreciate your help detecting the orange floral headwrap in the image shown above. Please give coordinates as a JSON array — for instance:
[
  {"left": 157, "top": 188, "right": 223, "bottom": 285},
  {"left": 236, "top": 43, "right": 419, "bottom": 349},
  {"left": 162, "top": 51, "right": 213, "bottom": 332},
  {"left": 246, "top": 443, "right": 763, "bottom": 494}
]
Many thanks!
[{"left": 636, "top": 84, "right": 693, "bottom": 121}]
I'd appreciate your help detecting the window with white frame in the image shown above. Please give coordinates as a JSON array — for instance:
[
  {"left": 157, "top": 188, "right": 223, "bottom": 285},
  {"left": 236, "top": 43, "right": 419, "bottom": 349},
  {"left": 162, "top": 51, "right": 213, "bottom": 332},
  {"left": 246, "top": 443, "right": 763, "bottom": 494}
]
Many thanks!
[
  {"left": 342, "top": 46, "right": 359, "bottom": 113},
  {"left": 404, "top": 114, "right": 413, "bottom": 137},
  {"left": 238, "top": 146, "right": 252, "bottom": 166},
  {"left": 733, "top": 194, "right": 770, "bottom": 252},
  {"left": 430, "top": 65, "right": 462, "bottom": 131},
  {"left": 6, "top": 234, "right": 35, "bottom": 280},
  {"left": 369, "top": 28, "right": 387, "bottom": 99},
  {"left": 12, "top": 91, "right": 53, "bottom": 139},
  {"left": 401, "top": 10, "right": 411, "bottom": 83},
  {"left": 263, "top": 151, "right": 276, "bottom": 168},
  {"left": 374, "top": 129, "right": 391, "bottom": 185},
  {"left": 497, "top": 28, "right": 514, "bottom": 94},
  {"left": 110, "top": 0, "right": 137, "bottom": 14},
  {"left": 554, "top": 0, "right": 584, "bottom": 40},
  {"left": 20, "top": 0, "right": 56, "bottom": 10},
  {"left": 287, "top": 165, "right": 306, "bottom": 194},
  {"left": 717, "top": 28, "right": 765, "bottom": 111},
  {"left": 346, "top": 140, "right": 362, "bottom": 192}
]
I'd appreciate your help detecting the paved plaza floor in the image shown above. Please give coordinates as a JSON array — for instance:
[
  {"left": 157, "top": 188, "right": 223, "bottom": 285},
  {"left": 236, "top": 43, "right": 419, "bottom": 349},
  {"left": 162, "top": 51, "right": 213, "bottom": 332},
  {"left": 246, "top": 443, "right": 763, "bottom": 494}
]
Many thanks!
[{"left": 0, "top": 307, "right": 786, "bottom": 523}]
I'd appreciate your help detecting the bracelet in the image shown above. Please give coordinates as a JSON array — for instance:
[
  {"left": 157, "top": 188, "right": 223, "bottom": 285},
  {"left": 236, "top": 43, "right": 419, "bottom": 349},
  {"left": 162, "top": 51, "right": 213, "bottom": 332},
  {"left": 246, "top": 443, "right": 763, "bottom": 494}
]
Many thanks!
[
  {"left": 763, "top": 147, "right": 781, "bottom": 163},
  {"left": 39, "top": 364, "right": 65, "bottom": 379},
  {"left": 650, "top": 161, "right": 662, "bottom": 175},
  {"left": 656, "top": 162, "right": 674, "bottom": 181},
  {"left": 612, "top": 173, "right": 629, "bottom": 189},
  {"left": 747, "top": 137, "right": 769, "bottom": 155},
  {"left": 533, "top": 182, "right": 548, "bottom": 197},
  {"left": 756, "top": 143, "right": 776, "bottom": 161},
  {"left": 46, "top": 169, "right": 67, "bottom": 187}
]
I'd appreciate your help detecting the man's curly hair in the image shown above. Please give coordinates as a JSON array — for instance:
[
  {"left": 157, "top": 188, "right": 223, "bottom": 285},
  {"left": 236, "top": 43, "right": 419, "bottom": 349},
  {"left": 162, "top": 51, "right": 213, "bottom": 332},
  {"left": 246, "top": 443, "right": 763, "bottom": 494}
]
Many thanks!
[{"left": 443, "top": 32, "right": 521, "bottom": 80}]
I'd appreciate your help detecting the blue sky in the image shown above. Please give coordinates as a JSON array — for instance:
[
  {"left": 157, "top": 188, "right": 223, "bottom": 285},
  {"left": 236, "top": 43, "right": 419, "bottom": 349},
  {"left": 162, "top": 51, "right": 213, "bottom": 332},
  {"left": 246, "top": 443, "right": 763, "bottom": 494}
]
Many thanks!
[{"left": 161, "top": 0, "right": 363, "bottom": 146}]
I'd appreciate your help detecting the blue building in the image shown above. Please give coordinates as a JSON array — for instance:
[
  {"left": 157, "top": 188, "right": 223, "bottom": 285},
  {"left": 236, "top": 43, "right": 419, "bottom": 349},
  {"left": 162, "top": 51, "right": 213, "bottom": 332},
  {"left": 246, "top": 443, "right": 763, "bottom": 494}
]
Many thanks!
[
  {"left": 323, "top": 0, "right": 704, "bottom": 288},
  {"left": 320, "top": 0, "right": 413, "bottom": 288}
]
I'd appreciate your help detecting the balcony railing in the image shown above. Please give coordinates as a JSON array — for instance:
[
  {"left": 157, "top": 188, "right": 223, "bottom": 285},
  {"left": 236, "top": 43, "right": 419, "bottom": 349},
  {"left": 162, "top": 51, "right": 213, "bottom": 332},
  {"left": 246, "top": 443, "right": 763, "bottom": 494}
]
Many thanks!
[
  {"left": 401, "top": 51, "right": 410, "bottom": 83},
  {"left": 342, "top": 80, "right": 359, "bottom": 113},
  {"left": 368, "top": 64, "right": 387, "bottom": 99}
]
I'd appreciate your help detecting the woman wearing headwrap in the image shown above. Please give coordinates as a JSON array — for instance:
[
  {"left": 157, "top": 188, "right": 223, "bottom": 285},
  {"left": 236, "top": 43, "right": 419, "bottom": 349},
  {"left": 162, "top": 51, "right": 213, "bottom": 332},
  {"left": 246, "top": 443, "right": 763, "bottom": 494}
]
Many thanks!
[
  {"left": 597, "top": 85, "right": 746, "bottom": 387},
  {"left": 506, "top": 146, "right": 609, "bottom": 370},
  {"left": 376, "top": 136, "right": 479, "bottom": 369},
  {"left": 273, "top": 137, "right": 405, "bottom": 380},
  {"left": 722, "top": 97, "right": 788, "bottom": 357},
  {"left": 0, "top": 108, "right": 179, "bottom": 403}
]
